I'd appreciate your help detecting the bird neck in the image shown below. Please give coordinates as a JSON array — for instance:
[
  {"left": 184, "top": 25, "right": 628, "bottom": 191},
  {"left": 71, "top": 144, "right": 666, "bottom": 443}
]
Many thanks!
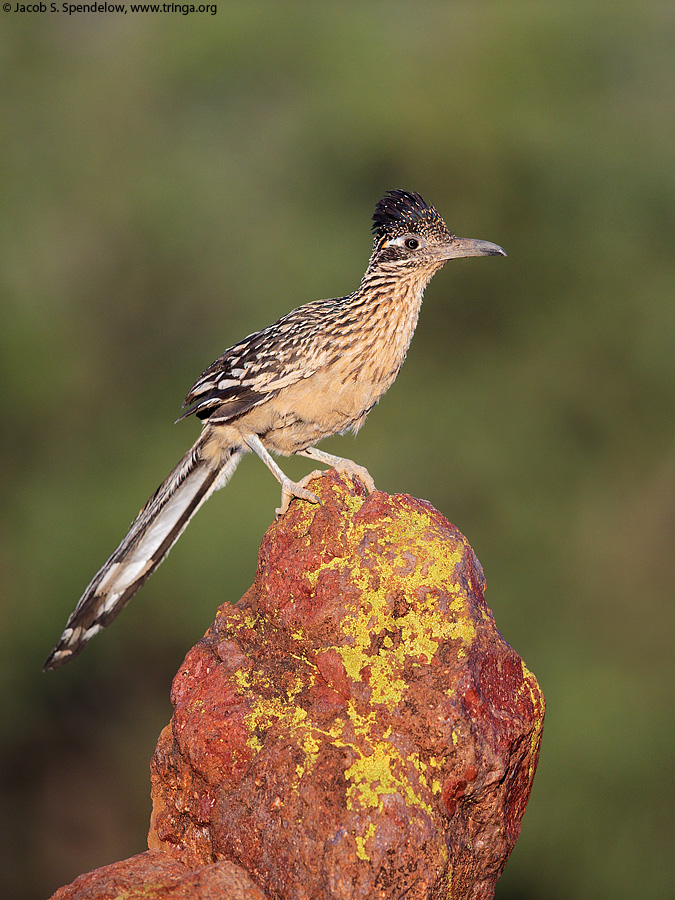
[
  {"left": 342, "top": 261, "right": 442, "bottom": 380},
  {"left": 356, "top": 259, "right": 441, "bottom": 323}
]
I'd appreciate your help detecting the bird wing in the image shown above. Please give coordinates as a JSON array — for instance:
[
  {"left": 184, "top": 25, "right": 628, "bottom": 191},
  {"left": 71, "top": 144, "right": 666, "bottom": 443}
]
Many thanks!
[{"left": 180, "top": 298, "right": 342, "bottom": 423}]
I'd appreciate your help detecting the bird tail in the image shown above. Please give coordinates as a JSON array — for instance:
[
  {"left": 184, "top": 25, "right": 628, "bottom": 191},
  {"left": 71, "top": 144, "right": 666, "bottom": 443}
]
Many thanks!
[{"left": 43, "top": 432, "right": 242, "bottom": 670}]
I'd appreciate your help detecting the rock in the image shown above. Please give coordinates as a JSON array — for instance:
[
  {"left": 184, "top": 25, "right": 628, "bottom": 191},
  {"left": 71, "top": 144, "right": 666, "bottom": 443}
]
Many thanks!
[
  {"left": 48, "top": 849, "right": 266, "bottom": 899},
  {"left": 148, "top": 471, "right": 545, "bottom": 900}
]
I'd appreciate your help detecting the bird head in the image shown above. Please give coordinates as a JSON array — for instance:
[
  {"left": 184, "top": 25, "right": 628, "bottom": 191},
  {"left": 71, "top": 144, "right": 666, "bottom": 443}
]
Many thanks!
[{"left": 371, "top": 189, "right": 505, "bottom": 270}]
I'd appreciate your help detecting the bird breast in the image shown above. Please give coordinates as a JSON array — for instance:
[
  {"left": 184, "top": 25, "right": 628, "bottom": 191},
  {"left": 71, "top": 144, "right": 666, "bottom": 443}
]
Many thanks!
[{"left": 257, "top": 275, "right": 428, "bottom": 455}]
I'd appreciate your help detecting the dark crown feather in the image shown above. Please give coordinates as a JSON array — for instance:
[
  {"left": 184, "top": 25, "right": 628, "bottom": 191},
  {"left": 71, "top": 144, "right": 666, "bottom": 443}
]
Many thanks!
[{"left": 372, "top": 189, "right": 444, "bottom": 240}]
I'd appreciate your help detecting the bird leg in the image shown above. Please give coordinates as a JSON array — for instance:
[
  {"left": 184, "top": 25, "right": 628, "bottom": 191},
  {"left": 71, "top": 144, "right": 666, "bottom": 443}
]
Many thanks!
[
  {"left": 297, "top": 446, "right": 377, "bottom": 494},
  {"left": 242, "top": 433, "right": 321, "bottom": 517}
]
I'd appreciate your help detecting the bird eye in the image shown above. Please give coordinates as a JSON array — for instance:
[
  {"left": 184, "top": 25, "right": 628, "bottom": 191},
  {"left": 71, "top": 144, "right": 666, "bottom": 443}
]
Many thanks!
[{"left": 404, "top": 237, "right": 419, "bottom": 250}]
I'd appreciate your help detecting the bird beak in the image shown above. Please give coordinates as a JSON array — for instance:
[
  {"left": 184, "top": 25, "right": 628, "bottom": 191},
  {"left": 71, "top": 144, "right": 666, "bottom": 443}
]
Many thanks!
[{"left": 434, "top": 237, "right": 506, "bottom": 261}]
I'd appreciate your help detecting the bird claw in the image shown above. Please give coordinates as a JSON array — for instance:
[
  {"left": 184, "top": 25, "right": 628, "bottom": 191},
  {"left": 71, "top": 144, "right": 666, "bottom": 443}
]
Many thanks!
[
  {"left": 297, "top": 447, "right": 376, "bottom": 494},
  {"left": 331, "top": 460, "right": 376, "bottom": 494},
  {"left": 276, "top": 471, "right": 323, "bottom": 518}
]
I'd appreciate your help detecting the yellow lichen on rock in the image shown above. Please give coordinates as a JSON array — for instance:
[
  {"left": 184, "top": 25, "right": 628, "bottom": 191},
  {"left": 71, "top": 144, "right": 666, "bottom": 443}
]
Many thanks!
[{"left": 148, "top": 475, "right": 544, "bottom": 900}]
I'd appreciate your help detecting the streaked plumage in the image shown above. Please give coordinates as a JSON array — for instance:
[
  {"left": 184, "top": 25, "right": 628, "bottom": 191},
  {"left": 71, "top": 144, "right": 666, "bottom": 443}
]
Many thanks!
[{"left": 44, "top": 190, "right": 505, "bottom": 669}]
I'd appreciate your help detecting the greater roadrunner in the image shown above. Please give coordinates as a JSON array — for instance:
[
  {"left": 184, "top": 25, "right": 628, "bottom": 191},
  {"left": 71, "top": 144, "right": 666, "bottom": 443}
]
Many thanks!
[{"left": 44, "top": 190, "right": 505, "bottom": 670}]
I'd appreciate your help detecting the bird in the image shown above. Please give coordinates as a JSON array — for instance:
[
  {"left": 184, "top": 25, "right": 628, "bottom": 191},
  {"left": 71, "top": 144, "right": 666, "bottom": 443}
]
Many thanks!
[{"left": 44, "top": 189, "right": 505, "bottom": 670}]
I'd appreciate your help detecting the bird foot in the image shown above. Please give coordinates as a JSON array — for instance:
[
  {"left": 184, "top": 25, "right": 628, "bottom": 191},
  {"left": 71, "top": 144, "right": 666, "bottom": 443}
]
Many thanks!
[
  {"left": 330, "top": 459, "right": 376, "bottom": 494},
  {"left": 297, "top": 447, "right": 376, "bottom": 494},
  {"left": 276, "top": 471, "right": 323, "bottom": 518}
]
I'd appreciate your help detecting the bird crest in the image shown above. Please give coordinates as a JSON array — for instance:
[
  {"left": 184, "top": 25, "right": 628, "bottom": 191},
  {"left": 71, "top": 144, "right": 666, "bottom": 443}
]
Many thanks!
[{"left": 372, "top": 189, "right": 448, "bottom": 243}]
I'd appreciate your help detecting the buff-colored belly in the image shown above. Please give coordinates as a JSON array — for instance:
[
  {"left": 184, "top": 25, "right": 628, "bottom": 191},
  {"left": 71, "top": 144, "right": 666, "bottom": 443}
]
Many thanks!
[{"left": 247, "top": 360, "right": 398, "bottom": 455}]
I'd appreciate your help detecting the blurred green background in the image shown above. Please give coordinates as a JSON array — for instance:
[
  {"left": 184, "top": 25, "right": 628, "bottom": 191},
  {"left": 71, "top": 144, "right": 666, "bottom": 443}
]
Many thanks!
[{"left": 1, "top": 3, "right": 674, "bottom": 898}]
